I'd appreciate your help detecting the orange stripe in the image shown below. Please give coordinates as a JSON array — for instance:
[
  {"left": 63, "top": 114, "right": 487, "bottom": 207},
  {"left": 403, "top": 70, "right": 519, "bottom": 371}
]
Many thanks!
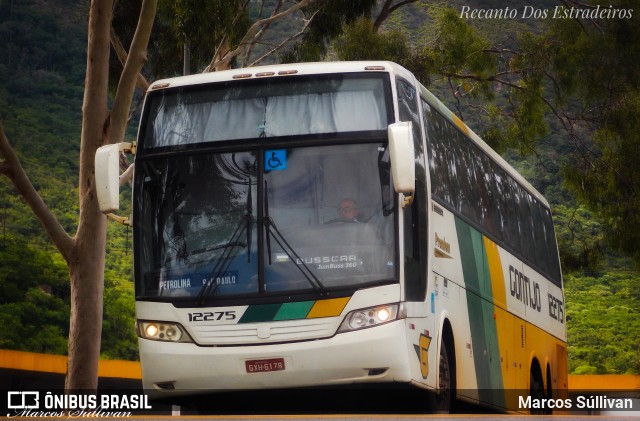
[
  {"left": 451, "top": 113, "right": 470, "bottom": 136},
  {"left": 306, "top": 297, "right": 350, "bottom": 318},
  {"left": 569, "top": 374, "right": 640, "bottom": 391},
  {"left": 484, "top": 237, "right": 507, "bottom": 306},
  {"left": 0, "top": 349, "right": 141, "bottom": 379}
]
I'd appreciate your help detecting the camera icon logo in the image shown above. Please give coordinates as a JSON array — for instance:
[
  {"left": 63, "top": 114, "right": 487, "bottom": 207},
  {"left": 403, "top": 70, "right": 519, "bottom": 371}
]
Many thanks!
[{"left": 7, "top": 391, "right": 39, "bottom": 409}]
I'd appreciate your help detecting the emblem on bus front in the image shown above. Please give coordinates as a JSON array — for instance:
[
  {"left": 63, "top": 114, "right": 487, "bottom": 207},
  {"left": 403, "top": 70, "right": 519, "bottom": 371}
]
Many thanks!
[{"left": 257, "top": 325, "right": 271, "bottom": 339}]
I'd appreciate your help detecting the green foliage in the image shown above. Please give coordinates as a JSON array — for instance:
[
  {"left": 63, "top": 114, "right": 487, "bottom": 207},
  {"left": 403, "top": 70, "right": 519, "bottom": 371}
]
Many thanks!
[
  {"left": 497, "top": 0, "right": 640, "bottom": 265},
  {"left": 424, "top": 7, "right": 496, "bottom": 83},
  {"left": 333, "top": 17, "right": 410, "bottom": 64},
  {"left": 564, "top": 94, "right": 640, "bottom": 264},
  {"left": 0, "top": 272, "right": 70, "bottom": 355},
  {"left": 0, "top": 237, "right": 70, "bottom": 355},
  {"left": 101, "top": 279, "right": 137, "bottom": 360},
  {"left": 281, "top": 0, "right": 377, "bottom": 63},
  {"left": 18, "top": 288, "right": 69, "bottom": 353},
  {"left": 552, "top": 205, "right": 605, "bottom": 272},
  {"left": 0, "top": 235, "right": 69, "bottom": 303},
  {"left": 565, "top": 272, "right": 640, "bottom": 374}
]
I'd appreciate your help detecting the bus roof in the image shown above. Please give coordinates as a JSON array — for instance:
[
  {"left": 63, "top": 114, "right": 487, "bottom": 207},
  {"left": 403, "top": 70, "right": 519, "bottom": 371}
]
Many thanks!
[
  {"left": 148, "top": 61, "right": 414, "bottom": 91},
  {"left": 148, "top": 61, "right": 549, "bottom": 208}
]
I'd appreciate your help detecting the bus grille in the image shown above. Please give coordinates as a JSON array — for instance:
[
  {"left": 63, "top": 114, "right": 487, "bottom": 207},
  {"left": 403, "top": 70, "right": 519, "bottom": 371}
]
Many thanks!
[{"left": 189, "top": 318, "right": 339, "bottom": 345}]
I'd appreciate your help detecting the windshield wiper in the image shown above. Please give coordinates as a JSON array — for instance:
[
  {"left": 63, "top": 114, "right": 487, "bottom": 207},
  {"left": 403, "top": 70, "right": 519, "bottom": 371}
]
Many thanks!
[
  {"left": 196, "top": 214, "right": 248, "bottom": 306},
  {"left": 263, "top": 180, "right": 325, "bottom": 292},
  {"left": 246, "top": 178, "right": 253, "bottom": 262},
  {"left": 197, "top": 179, "right": 255, "bottom": 305}
]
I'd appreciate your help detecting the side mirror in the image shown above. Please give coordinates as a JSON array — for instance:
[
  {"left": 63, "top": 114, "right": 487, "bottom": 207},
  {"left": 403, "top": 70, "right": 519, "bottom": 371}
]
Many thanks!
[
  {"left": 95, "top": 142, "right": 135, "bottom": 216},
  {"left": 388, "top": 122, "right": 415, "bottom": 206}
]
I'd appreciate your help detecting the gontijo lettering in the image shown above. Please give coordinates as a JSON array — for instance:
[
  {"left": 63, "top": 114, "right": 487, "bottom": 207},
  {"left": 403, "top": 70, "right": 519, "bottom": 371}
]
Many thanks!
[{"left": 509, "top": 265, "right": 541, "bottom": 312}]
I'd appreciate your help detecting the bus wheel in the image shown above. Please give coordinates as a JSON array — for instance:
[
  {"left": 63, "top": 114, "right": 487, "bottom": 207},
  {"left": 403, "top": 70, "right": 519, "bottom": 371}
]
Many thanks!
[
  {"left": 434, "top": 342, "right": 454, "bottom": 413},
  {"left": 529, "top": 366, "right": 545, "bottom": 415}
]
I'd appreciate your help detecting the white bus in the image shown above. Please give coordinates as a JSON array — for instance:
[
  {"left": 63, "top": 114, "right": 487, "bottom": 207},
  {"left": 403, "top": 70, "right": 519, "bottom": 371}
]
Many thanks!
[{"left": 96, "top": 61, "right": 567, "bottom": 413}]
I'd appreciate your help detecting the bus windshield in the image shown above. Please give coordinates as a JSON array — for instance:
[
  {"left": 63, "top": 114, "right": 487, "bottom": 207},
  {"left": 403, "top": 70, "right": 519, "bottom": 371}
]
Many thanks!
[
  {"left": 134, "top": 143, "right": 396, "bottom": 300},
  {"left": 141, "top": 74, "right": 390, "bottom": 148}
]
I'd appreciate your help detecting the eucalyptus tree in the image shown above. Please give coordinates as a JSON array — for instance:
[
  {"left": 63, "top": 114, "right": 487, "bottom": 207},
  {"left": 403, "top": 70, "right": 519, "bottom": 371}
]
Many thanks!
[{"left": 0, "top": 0, "right": 157, "bottom": 390}]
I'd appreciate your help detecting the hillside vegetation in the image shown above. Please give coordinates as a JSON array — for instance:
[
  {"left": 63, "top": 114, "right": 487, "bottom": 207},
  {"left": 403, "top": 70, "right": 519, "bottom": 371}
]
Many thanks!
[
  {"left": 0, "top": 0, "right": 136, "bottom": 360},
  {"left": 0, "top": 0, "right": 638, "bottom": 373}
]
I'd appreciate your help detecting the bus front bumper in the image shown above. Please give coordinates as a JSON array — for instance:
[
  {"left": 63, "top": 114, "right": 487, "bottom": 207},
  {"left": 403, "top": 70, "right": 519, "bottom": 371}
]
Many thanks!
[{"left": 140, "top": 319, "right": 411, "bottom": 397}]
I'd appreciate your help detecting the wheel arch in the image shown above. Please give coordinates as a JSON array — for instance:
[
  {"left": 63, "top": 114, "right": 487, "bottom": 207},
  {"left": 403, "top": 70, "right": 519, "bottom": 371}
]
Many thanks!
[
  {"left": 529, "top": 356, "right": 543, "bottom": 389},
  {"left": 439, "top": 317, "right": 456, "bottom": 392}
]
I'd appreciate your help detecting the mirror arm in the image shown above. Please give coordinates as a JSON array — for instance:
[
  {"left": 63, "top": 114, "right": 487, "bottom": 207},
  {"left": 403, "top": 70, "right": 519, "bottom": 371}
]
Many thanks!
[
  {"left": 118, "top": 141, "right": 137, "bottom": 155},
  {"left": 401, "top": 192, "right": 414, "bottom": 208},
  {"left": 107, "top": 213, "right": 131, "bottom": 226}
]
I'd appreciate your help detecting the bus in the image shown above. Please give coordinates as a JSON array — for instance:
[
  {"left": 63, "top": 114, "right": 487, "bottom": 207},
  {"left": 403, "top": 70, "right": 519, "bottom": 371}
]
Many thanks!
[{"left": 95, "top": 61, "right": 567, "bottom": 413}]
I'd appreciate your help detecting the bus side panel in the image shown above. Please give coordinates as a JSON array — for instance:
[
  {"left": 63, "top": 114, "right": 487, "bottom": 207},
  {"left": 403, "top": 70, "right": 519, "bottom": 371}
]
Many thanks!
[
  {"left": 431, "top": 205, "right": 478, "bottom": 395},
  {"left": 524, "top": 321, "right": 569, "bottom": 393},
  {"left": 497, "top": 248, "right": 567, "bottom": 394},
  {"left": 455, "top": 217, "right": 506, "bottom": 408},
  {"left": 486, "top": 235, "right": 568, "bottom": 409},
  {"left": 485, "top": 237, "right": 518, "bottom": 407},
  {"left": 499, "top": 253, "right": 566, "bottom": 342},
  {"left": 496, "top": 242, "right": 568, "bottom": 401},
  {"left": 433, "top": 209, "right": 568, "bottom": 411}
]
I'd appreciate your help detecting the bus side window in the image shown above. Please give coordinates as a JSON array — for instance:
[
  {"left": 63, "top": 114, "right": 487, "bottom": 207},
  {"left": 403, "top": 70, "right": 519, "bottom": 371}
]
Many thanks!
[
  {"left": 531, "top": 198, "right": 551, "bottom": 276},
  {"left": 423, "top": 100, "right": 457, "bottom": 206},
  {"left": 492, "top": 167, "right": 512, "bottom": 246},
  {"left": 513, "top": 181, "right": 537, "bottom": 266},
  {"left": 452, "top": 129, "right": 480, "bottom": 222},
  {"left": 542, "top": 206, "right": 562, "bottom": 286}
]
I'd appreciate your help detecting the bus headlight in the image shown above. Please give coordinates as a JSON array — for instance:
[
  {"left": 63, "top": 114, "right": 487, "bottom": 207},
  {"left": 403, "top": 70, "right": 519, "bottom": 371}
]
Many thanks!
[
  {"left": 337, "top": 303, "right": 405, "bottom": 333},
  {"left": 137, "top": 320, "right": 193, "bottom": 343}
]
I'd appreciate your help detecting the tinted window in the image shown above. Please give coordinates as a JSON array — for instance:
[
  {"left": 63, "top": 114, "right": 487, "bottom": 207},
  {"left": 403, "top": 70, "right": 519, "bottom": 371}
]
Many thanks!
[
  {"left": 398, "top": 79, "right": 427, "bottom": 301},
  {"left": 423, "top": 101, "right": 459, "bottom": 209},
  {"left": 423, "top": 99, "right": 562, "bottom": 286},
  {"left": 141, "top": 74, "right": 391, "bottom": 149}
]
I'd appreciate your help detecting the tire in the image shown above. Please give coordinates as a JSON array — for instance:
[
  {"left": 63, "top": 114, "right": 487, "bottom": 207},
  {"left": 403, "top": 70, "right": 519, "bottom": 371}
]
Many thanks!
[
  {"left": 529, "top": 368, "right": 545, "bottom": 415},
  {"left": 433, "top": 342, "right": 454, "bottom": 413},
  {"left": 545, "top": 365, "right": 553, "bottom": 415}
]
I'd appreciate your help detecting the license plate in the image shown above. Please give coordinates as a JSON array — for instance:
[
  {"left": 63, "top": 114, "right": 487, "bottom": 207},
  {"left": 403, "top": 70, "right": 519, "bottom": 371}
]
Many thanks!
[{"left": 245, "top": 358, "right": 285, "bottom": 373}]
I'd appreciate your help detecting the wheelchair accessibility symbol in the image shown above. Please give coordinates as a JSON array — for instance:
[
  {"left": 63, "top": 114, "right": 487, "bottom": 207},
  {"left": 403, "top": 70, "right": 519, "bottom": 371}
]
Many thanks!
[{"left": 265, "top": 150, "right": 287, "bottom": 171}]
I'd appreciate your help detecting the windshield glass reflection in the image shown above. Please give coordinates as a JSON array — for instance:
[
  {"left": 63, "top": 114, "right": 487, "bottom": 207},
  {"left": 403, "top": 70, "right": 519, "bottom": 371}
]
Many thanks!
[{"left": 135, "top": 143, "right": 396, "bottom": 300}]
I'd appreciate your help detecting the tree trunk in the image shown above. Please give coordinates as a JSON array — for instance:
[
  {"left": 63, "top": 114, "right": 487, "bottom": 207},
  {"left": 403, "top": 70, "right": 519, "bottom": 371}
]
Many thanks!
[
  {"left": 65, "top": 225, "right": 106, "bottom": 391},
  {"left": 64, "top": 0, "right": 157, "bottom": 389},
  {"left": 64, "top": 0, "right": 112, "bottom": 391},
  {"left": 214, "top": 38, "right": 232, "bottom": 71}
]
